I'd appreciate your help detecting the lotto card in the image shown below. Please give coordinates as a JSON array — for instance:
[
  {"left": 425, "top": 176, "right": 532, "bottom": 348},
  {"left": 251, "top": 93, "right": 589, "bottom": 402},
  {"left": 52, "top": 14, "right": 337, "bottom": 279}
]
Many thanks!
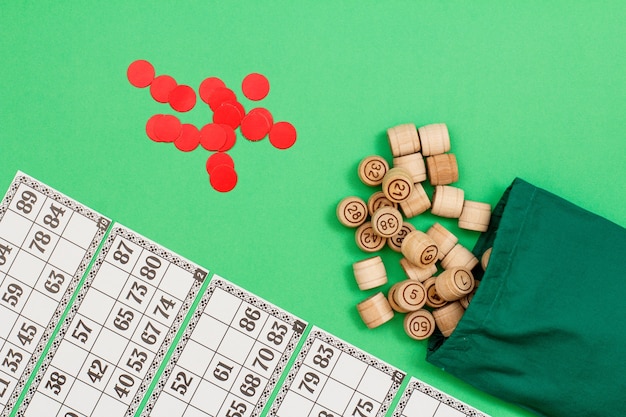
[
  {"left": 391, "top": 377, "right": 490, "bottom": 417},
  {"left": 142, "top": 276, "right": 308, "bottom": 417},
  {"left": 0, "top": 172, "right": 110, "bottom": 416},
  {"left": 268, "top": 326, "right": 405, "bottom": 417},
  {"left": 16, "top": 225, "right": 207, "bottom": 417}
]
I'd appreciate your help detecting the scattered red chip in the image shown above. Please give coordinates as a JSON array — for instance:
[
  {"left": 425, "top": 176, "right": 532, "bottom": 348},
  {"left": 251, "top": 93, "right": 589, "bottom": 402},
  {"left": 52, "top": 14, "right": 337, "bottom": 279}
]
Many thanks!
[
  {"left": 154, "top": 115, "right": 182, "bottom": 142},
  {"left": 242, "top": 73, "right": 270, "bottom": 101},
  {"left": 213, "top": 102, "right": 244, "bottom": 129},
  {"left": 169, "top": 85, "right": 197, "bottom": 112},
  {"left": 210, "top": 165, "right": 238, "bottom": 192},
  {"left": 218, "top": 125, "right": 237, "bottom": 152},
  {"left": 127, "top": 60, "right": 155, "bottom": 88},
  {"left": 145, "top": 114, "right": 163, "bottom": 142},
  {"left": 207, "top": 87, "right": 237, "bottom": 111},
  {"left": 269, "top": 121, "right": 297, "bottom": 149},
  {"left": 150, "top": 75, "right": 177, "bottom": 103},
  {"left": 199, "top": 77, "right": 226, "bottom": 104},
  {"left": 206, "top": 152, "right": 235, "bottom": 175},
  {"left": 240, "top": 111, "right": 271, "bottom": 141},
  {"left": 199, "top": 123, "right": 227, "bottom": 151},
  {"left": 250, "top": 107, "right": 274, "bottom": 126},
  {"left": 175, "top": 124, "right": 201, "bottom": 152}
]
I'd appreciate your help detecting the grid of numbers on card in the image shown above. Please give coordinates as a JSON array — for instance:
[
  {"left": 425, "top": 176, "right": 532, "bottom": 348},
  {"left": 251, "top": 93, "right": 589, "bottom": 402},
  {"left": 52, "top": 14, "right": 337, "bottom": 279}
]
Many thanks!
[
  {"left": 268, "top": 326, "right": 405, "bottom": 417},
  {"left": 0, "top": 173, "right": 109, "bottom": 416},
  {"left": 19, "top": 226, "right": 206, "bottom": 417},
  {"left": 391, "top": 377, "right": 490, "bottom": 417},
  {"left": 144, "top": 277, "right": 307, "bottom": 417}
]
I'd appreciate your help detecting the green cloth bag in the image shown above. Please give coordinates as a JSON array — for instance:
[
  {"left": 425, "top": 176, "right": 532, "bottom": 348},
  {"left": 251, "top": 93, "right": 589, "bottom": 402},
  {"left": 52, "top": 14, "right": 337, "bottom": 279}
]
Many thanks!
[{"left": 427, "top": 178, "right": 626, "bottom": 417}]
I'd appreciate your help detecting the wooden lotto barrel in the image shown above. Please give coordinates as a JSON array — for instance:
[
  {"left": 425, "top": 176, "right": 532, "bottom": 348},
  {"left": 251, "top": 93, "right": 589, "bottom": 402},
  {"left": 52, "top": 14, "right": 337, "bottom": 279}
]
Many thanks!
[
  {"left": 353, "top": 256, "right": 387, "bottom": 290},
  {"left": 426, "top": 222, "right": 458, "bottom": 260},
  {"left": 387, "top": 123, "right": 421, "bottom": 157},
  {"left": 357, "top": 292, "right": 394, "bottom": 329},
  {"left": 435, "top": 267, "right": 475, "bottom": 301},
  {"left": 399, "top": 258, "right": 437, "bottom": 282},
  {"left": 418, "top": 123, "right": 450, "bottom": 156},
  {"left": 382, "top": 167, "right": 414, "bottom": 203},
  {"left": 458, "top": 200, "right": 491, "bottom": 232},
  {"left": 336, "top": 196, "right": 368, "bottom": 228},
  {"left": 433, "top": 301, "right": 464, "bottom": 337},
  {"left": 393, "top": 152, "right": 427, "bottom": 183},
  {"left": 426, "top": 153, "right": 459, "bottom": 186},
  {"left": 358, "top": 155, "right": 389, "bottom": 186},
  {"left": 431, "top": 185, "right": 464, "bottom": 218},
  {"left": 404, "top": 309, "right": 436, "bottom": 340},
  {"left": 401, "top": 230, "right": 438, "bottom": 268}
]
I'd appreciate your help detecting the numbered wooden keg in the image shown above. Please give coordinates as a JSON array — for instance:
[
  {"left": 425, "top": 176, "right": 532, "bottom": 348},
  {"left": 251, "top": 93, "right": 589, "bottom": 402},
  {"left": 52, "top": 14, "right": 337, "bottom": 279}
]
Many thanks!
[
  {"left": 357, "top": 292, "right": 394, "bottom": 329},
  {"left": 353, "top": 256, "right": 387, "bottom": 290},
  {"left": 433, "top": 301, "right": 465, "bottom": 337},
  {"left": 400, "top": 258, "right": 437, "bottom": 282},
  {"left": 355, "top": 221, "right": 386, "bottom": 253},
  {"left": 426, "top": 222, "right": 458, "bottom": 260},
  {"left": 426, "top": 153, "right": 459, "bottom": 186},
  {"left": 371, "top": 206, "right": 403, "bottom": 238},
  {"left": 458, "top": 200, "right": 491, "bottom": 232},
  {"left": 404, "top": 309, "right": 436, "bottom": 340},
  {"left": 418, "top": 123, "right": 450, "bottom": 156},
  {"left": 387, "top": 283, "right": 409, "bottom": 313},
  {"left": 441, "top": 243, "right": 479, "bottom": 270},
  {"left": 382, "top": 167, "right": 414, "bottom": 203},
  {"left": 460, "top": 280, "right": 480, "bottom": 309},
  {"left": 387, "top": 123, "right": 421, "bottom": 157},
  {"left": 388, "top": 223, "right": 416, "bottom": 252},
  {"left": 423, "top": 277, "right": 447, "bottom": 308},
  {"left": 401, "top": 230, "right": 438, "bottom": 268},
  {"left": 337, "top": 196, "right": 368, "bottom": 227},
  {"left": 481, "top": 247, "right": 492, "bottom": 270},
  {"left": 390, "top": 279, "right": 427, "bottom": 312},
  {"left": 367, "top": 191, "right": 397, "bottom": 216},
  {"left": 358, "top": 155, "right": 389, "bottom": 186},
  {"left": 431, "top": 185, "right": 464, "bottom": 218},
  {"left": 393, "top": 153, "right": 427, "bottom": 183},
  {"left": 399, "top": 183, "right": 431, "bottom": 218},
  {"left": 434, "top": 267, "right": 475, "bottom": 301}
]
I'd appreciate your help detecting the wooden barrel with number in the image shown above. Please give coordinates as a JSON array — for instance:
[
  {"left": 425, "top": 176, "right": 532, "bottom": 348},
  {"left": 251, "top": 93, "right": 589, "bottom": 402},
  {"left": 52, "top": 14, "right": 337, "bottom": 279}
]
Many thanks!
[{"left": 401, "top": 230, "right": 438, "bottom": 268}]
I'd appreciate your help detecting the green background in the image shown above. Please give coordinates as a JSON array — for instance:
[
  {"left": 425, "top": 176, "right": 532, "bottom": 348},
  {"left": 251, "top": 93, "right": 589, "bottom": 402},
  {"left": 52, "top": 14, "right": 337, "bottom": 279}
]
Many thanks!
[{"left": 1, "top": 2, "right": 625, "bottom": 416}]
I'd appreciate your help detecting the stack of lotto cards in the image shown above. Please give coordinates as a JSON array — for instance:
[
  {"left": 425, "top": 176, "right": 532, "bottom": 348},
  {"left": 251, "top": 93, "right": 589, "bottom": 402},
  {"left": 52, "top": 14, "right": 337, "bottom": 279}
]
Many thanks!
[{"left": 0, "top": 172, "right": 489, "bottom": 417}]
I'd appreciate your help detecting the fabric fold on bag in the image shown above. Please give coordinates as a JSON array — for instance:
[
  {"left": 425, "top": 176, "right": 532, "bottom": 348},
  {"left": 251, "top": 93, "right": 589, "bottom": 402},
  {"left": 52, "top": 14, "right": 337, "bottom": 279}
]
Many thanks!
[{"left": 427, "top": 177, "right": 626, "bottom": 417}]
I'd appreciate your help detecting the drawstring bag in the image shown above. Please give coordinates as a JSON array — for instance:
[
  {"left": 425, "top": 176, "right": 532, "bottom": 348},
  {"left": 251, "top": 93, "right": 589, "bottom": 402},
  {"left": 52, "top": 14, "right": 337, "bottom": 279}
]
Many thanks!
[{"left": 427, "top": 178, "right": 626, "bottom": 417}]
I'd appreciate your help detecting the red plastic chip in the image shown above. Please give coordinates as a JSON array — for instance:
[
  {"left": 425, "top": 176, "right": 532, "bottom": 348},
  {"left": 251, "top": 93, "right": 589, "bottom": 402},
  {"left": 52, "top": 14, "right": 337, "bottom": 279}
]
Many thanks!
[
  {"left": 206, "top": 152, "right": 234, "bottom": 175},
  {"left": 218, "top": 125, "right": 237, "bottom": 152},
  {"left": 150, "top": 75, "right": 177, "bottom": 103},
  {"left": 210, "top": 165, "right": 238, "bottom": 192},
  {"left": 207, "top": 87, "right": 237, "bottom": 111},
  {"left": 199, "top": 123, "right": 227, "bottom": 151},
  {"left": 175, "top": 124, "right": 201, "bottom": 152},
  {"left": 269, "top": 121, "right": 297, "bottom": 149},
  {"left": 242, "top": 73, "right": 270, "bottom": 101},
  {"left": 199, "top": 77, "right": 226, "bottom": 104},
  {"left": 213, "top": 102, "right": 244, "bottom": 129},
  {"left": 145, "top": 114, "right": 163, "bottom": 141},
  {"left": 154, "top": 115, "right": 182, "bottom": 142},
  {"left": 240, "top": 111, "right": 271, "bottom": 141},
  {"left": 127, "top": 60, "right": 155, "bottom": 88},
  {"left": 250, "top": 107, "right": 274, "bottom": 126},
  {"left": 169, "top": 85, "right": 196, "bottom": 112}
]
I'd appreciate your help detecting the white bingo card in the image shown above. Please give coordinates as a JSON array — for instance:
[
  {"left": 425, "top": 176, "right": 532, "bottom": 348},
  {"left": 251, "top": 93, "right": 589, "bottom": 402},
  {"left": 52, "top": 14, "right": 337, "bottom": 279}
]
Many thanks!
[
  {"left": 17, "top": 225, "right": 207, "bottom": 417},
  {"left": 0, "top": 172, "right": 110, "bottom": 416},
  {"left": 269, "top": 326, "right": 405, "bottom": 417},
  {"left": 391, "top": 377, "right": 490, "bottom": 417},
  {"left": 142, "top": 277, "right": 308, "bottom": 417}
]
